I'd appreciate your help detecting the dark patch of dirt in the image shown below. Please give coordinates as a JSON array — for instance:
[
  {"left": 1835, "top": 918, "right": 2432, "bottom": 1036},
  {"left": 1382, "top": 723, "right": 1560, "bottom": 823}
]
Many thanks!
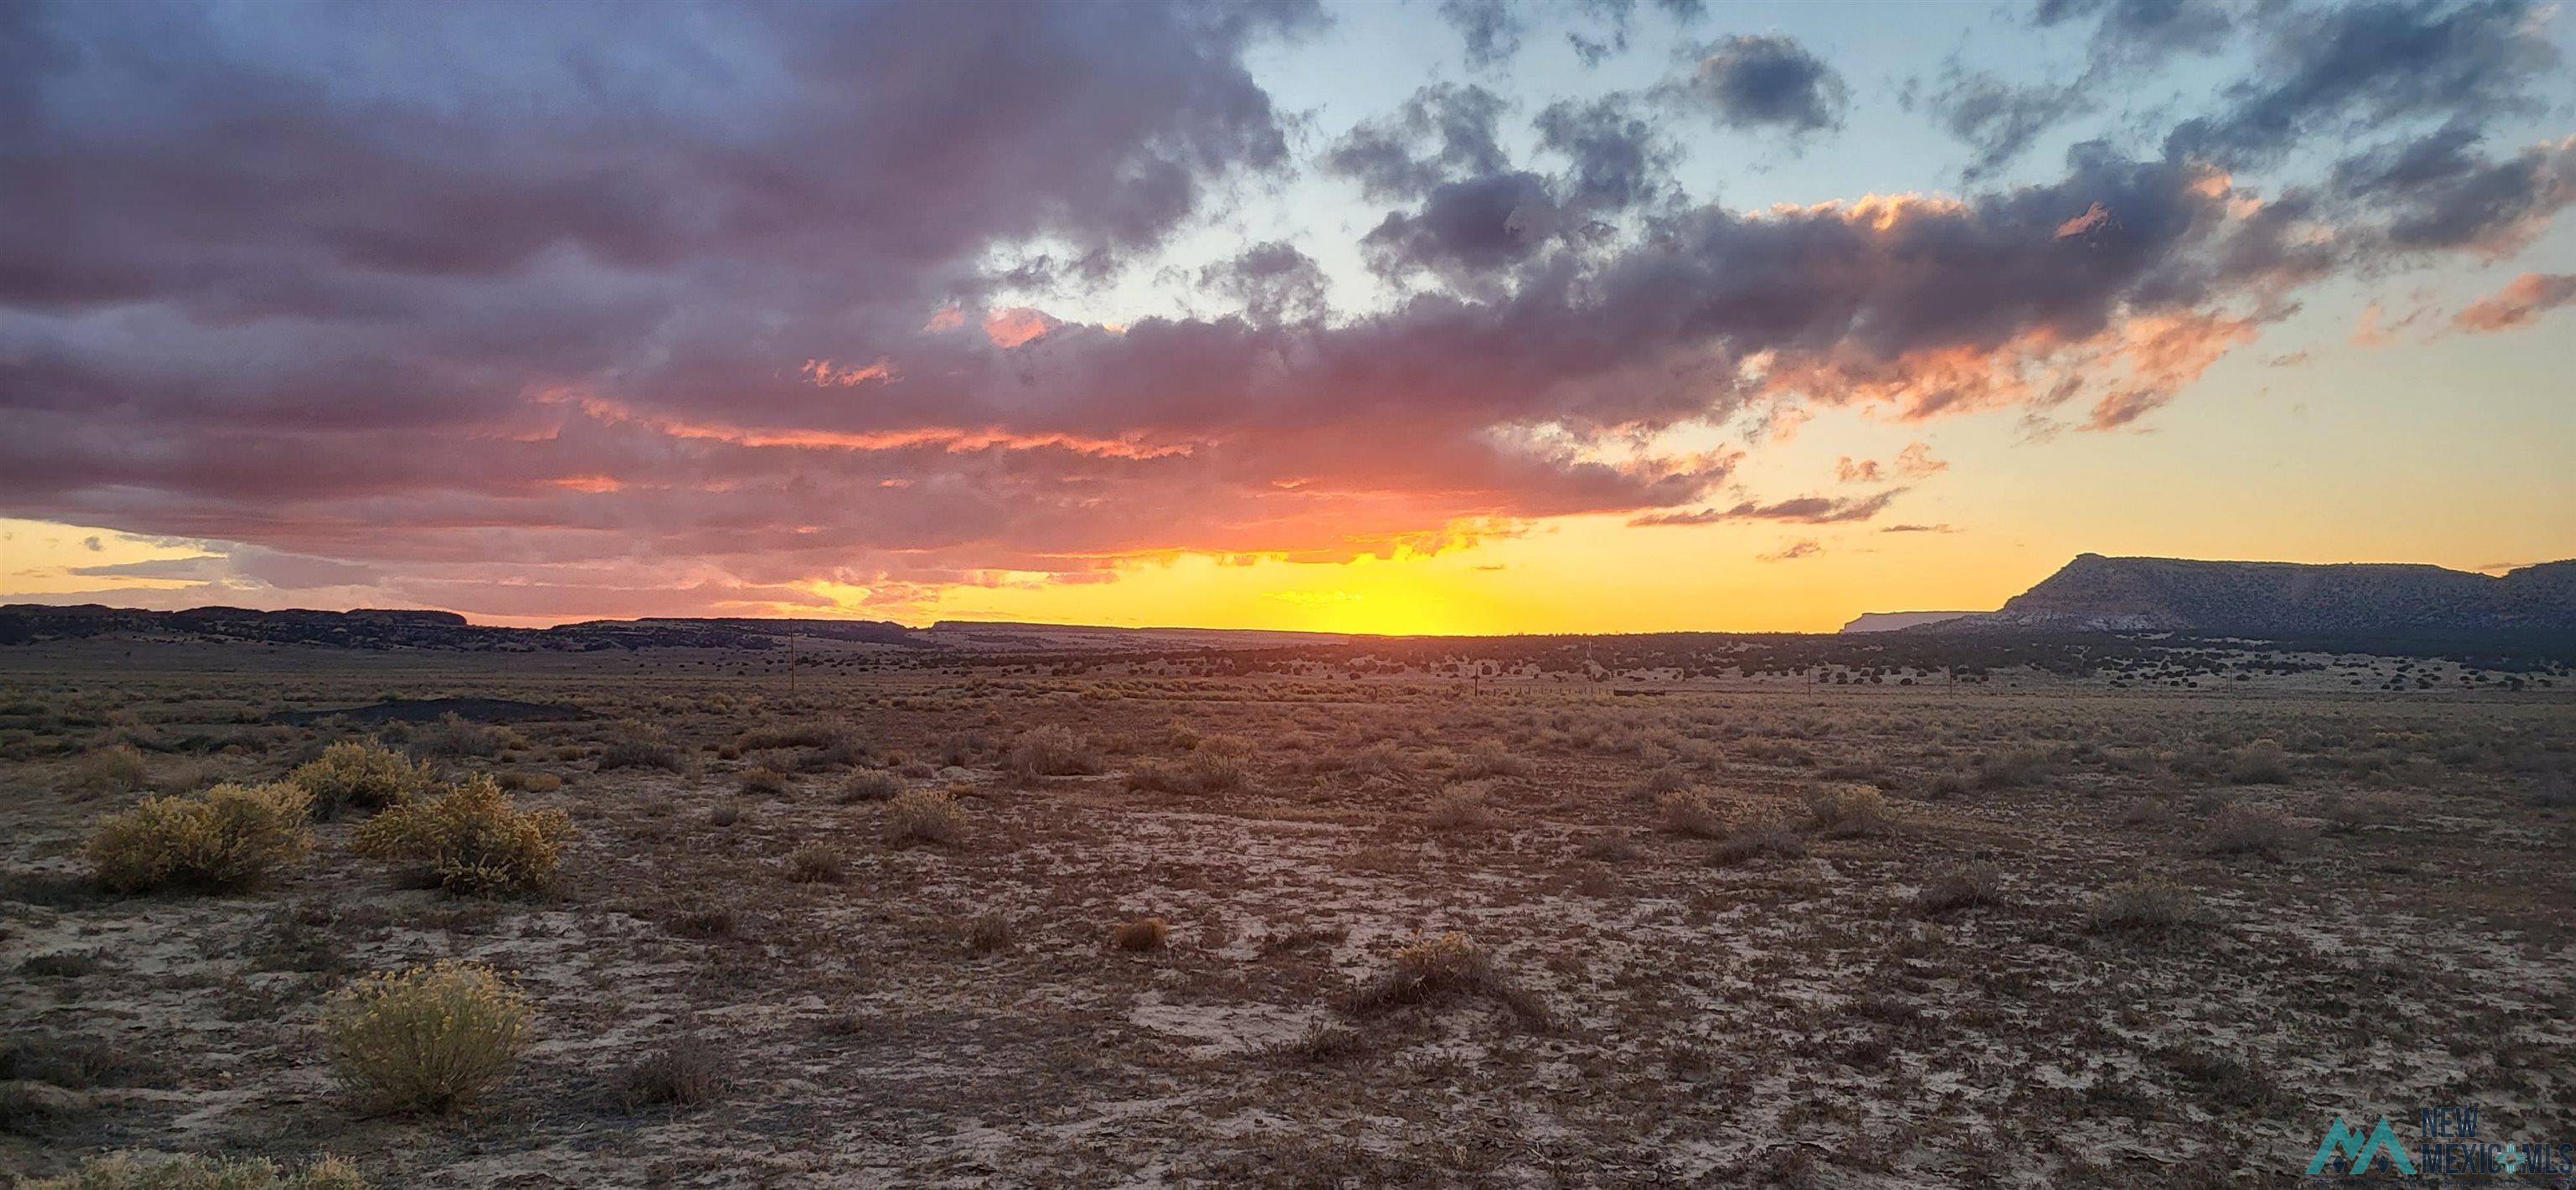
[{"left": 269, "top": 697, "right": 597, "bottom": 725}]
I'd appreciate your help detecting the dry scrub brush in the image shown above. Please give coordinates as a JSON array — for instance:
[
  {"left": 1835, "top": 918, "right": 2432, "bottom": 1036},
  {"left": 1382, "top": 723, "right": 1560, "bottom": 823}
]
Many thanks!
[
  {"left": 882, "top": 788, "right": 964, "bottom": 846},
  {"left": 1805, "top": 784, "right": 1895, "bottom": 837},
  {"left": 323, "top": 960, "right": 529, "bottom": 1115},
  {"left": 352, "top": 773, "right": 572, "bottom": 897},
  {"left": 65, "top": 744, "right": 148, "bottom": 796},
  {"left": 1915, "top": 861, "right": 2005, "bottom": 916},
  {"left": 289, "top": 739, "right": 435, "bottom": 819},
  {"left": 1005, "top": 725, "right": 1101, "bottom": 778},
  {"left": 1110, "top": 917, "right": 1171, "bottom": 951},
  {"left": 1343, "top": 933, "right": 1555, "bottom": 1031},
  {"left": 2087, "top": 877, "right": 2212, "bottom": 935},
  {"left": 85, "top": 782, "right": 314, "bottom": 894},
  {"left": 18, "top": 1153, "right": 368, "bottom": 1190}
]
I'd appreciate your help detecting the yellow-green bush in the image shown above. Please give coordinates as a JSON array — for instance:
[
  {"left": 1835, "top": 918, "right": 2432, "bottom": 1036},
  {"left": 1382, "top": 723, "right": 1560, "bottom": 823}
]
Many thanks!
[
  {"left": 288, "top": 740, "right": 435, "bottom": 819},
  {"left": 85, "top": 782, "right": 315, "bottom": 893},
  {"left": 323, "top": 960, "right": 529, "bottom": 1115},
  {"left": 351, "top": 774, "right": 572, "bottom": 896},
  {"left": 882, "top": 787, "right": 963, "bottom": 846},
  {"left": 65, "top": 744, "right": 149, "bottom": 795},
  {"left": 19, "top": 1152, "right": 367, "bottom": 1190}
]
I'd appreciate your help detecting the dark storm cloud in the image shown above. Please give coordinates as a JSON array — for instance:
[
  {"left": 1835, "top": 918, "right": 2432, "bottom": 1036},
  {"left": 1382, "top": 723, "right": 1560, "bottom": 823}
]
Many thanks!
[
  {"left": 1198, "top": 242, "right": 1331, "bottom": 321},
  {"left": 2329, "top": 130, "right": 2576, "bottom": 255},
  {"left": 1629, "top": 490, "right": 1902, "bottom": 527},
  {"left": 1924, "top": 0, "right": 2238, "bottom": 179},
  {"left": 2163, "top": 0, "right": 2558, "bottom": 168},
  {"left": 1438, "top": 0, "right": 1524, "bottom": 68},
  {"left": 1535, "top": 94, "right": 1675, "bottom": 210},
  {"left": 1324, "top": 83, "right": 1514, "bottom": 202},
  {"left": 1669, "top": 34, "right": 1848, "bottom": 135},
  {"left": 4, "top": 0, "right": 2571, "bottom": 621}
]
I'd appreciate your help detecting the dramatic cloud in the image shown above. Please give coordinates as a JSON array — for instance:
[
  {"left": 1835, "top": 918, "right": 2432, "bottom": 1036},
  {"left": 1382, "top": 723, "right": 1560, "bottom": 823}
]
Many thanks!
[
  {"left": 2452, "top": 273, "right": 2576, "bottom": 332},
  {"left": 1670, "top": 35, "right": 1847, "bottom": 135},
  {"left": 1631, "top": 490, "right": 1903, "bottom": 527},
  {"left": 3, "top": 0, "right": 2568, "bottom": 621},
  {"left": 2163, "top": 0, "right": 2559, "bottom": 169}
]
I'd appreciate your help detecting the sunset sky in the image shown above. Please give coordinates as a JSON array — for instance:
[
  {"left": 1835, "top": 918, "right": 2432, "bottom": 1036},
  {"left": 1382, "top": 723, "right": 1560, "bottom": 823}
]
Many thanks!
[{"left": 4, "top": 0, "right": 2573, "bottom": 634}]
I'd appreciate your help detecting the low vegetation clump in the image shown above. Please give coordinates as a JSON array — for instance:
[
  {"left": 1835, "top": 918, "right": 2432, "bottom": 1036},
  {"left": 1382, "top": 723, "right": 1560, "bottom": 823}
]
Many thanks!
[
  {"left": 1916, "top": 861, "right": 2005, "bottom": 916},
  {"left": 323, "top": 960, "right": 530, "bottom": 1115},
  {"left": 1424, "top": 785, "right": 1494, "bottom": 830},
  {"left": 2087, "top": 877, "right": 2210, "bottom": 934},
  {"left": 1655, "top": 788, "right": 1727, "bottom": 838},
  {"left": 1975, "top": 746, "right": 2055, "bottom": 790},
  {"left": 785, "top": 843, "right": 844, "bottom": 884},
  {"left": 2325, "top": 792, "right": 2407, "bottom": 831},
  {"left": 1126, "top": 743, "right": 1252, "bottom": 795},
  {"left": 840, "top": 769, "right": 905, "bottom": 803},
  {"left": 351, "top": 774, "right": 573, "bottom": 897},
  {"left": 1805, "top": 784, "right": 1894, "bottom": 837},
  {"left": 85, "top": 782, "right": 315, "bottom": 894},
  {"left": 1343, "top": 933, "right": 1554, "bottom": 1030},
  {"left": 1452, "top": 739, "right": 1531, "bottom": 780},
  {"left": 18, "top": 1153, "right": 369, "bottom": 1190},
  {"left": 1261, "top": 1021, "right": 1371, "bottom": 1065},
  {"left": 65, "top": 744, "right": 149, "bottom": 795},
  {"left": 882, "top": 788, "right": 963, "bottom": 846},
  {"left": 289, "top": 739, "right": 435, "bottom": 819},
  {"left": 596, "top": 727, "right": 686, "bottom": 773},
  {"left": 1111, "top": 916, "right": 1171, "bottom": 951},
  {"left": 614, "top": 1038, "right": 730, "bottom": 1111},
  {"left": 1709, "top": 813, "right": 1806, "bottom": 865},
  {"left": 966, "top": 912, "right": 1014, "bottom": 954},
  {"left": 2202, "top": 803, "right": 2303, "bottom": 858},
  {"left": 1005, "top": 725, "right": 1101, "bottom": 778},
  {"left": 409, "top": 713, "right": 519, "bottom": 758},
  {"left": 2226, "top": 738, "right": 2293, "bottom": 785}
]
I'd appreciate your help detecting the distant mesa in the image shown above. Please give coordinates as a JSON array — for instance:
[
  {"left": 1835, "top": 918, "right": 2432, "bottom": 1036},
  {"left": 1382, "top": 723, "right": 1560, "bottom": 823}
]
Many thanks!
[
  {"left": 1919, "top": 553, "right": 2576, "bottom": 635},
  {"left": 4, "top": 553, "right": 2572, "bottom": 650},
  {"left": 1839, "top": 611, "right": 1977, "bottom": 634}
]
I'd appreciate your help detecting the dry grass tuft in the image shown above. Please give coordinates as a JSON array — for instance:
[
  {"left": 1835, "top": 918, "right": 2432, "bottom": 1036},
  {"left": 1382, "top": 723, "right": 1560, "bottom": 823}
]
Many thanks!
[
  {"left": 1424, "top": 784, "right": 1494, "bottom": 830},
  {"left": 785, "top": 843, "right": 844, "bottom": 884},
  {"left": 1708, "top": 814, "right": 1806, "bottom": 866},
  {"left": 882, "top": 788, "right": 964, "bottom": 847},
  {"left": 839, "top": 769, "right": 905, "bottom": 803},
  {"left": 323, "top": 960, "right": 529, "bottom": 1115},
  {"left": 2225, "top": 738, "right": 2293, "bottom": 785},
  {"left": 18, "top": 1153, "right": 369, "bottom": 1190},
  {"left": 2202, "top": 803, "right": 2303, "bottom": 858},
  {"left": 1654, "top": 788, "right": 1727, "bottom": 838},
  {"left": 289, "top": 739, "right": 435, "bottom": 819},
  {"left": 1005, "top": 725, "right": 1101, "bottom": 778},
  {"left": 966, "top": 912, "right": 1014, "bottom": 954},
  {"left": 85, "top": 782, "right": 314, "bottom": 894},
  {"left": 1259, "top": 1021, "right": 1371, "bottom": 1065},
  {"left": 2087, "top": 877, "right": 2211, "bottom": 934},
  {"left": 613, "top": 1037, "right": 730, "bottom": 1111},
  {"left": 1915, "top": 860, "right": 2004, "bottom": 916},
  {"left": 65, "top": 745, "right": 149, "bottom": 796},
  {"left": 1343, "top": 933, "right": 1554, "bottom": 1030},
  {"left": 351, "top": 774, "right": 572, "bottom": 897},
  {"left": 1111, "top": 916, "right": 1171, "bottom": 951},
  {"left": 1805, "top": 783, "right": 1894, "bottom": 837}
]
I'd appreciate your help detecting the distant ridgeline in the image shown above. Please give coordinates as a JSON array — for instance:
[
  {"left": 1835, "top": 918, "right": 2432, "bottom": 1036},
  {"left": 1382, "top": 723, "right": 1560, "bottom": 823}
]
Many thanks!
[
  {"left": 1909, "top": 555, "right": 2576, "bottom": 635},
  {"left": 5, "top": 554, "right": 2573, "bottom": 667},
  {"left": 0, "top": 605, "right": 863, "bottom": 650}
]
